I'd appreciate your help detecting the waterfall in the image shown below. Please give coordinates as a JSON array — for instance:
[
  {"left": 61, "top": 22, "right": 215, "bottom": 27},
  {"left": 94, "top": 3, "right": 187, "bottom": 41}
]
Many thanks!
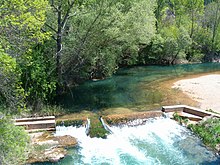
[{"left": 55, "top": 117, "right": 219, "bottom": 165}]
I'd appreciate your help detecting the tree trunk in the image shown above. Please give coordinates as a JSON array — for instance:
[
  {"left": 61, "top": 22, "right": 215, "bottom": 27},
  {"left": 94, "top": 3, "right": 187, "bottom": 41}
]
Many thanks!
[{"left": 56, "top": 7, "right": 63, "bottom": 94}]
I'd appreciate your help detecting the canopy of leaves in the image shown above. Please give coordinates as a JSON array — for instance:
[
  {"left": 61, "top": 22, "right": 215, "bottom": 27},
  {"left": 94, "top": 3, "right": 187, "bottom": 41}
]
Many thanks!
[
  {"left": 62, "top": 0, "right": 156, "bottom": 82},
  {"left": 0, "top": 47, "right": 25, "bottom": 112},
  {"left": 0, "top": 0, "right": 49, "bottom": 57}
]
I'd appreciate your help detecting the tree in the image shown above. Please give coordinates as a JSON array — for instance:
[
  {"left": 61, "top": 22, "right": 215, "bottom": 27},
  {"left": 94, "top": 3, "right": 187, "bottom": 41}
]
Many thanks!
[
  {"left": 0, "top": 0, "right": 49, "bottom": 57},
  {"left": 19, "top": 42, "right": 57, "bottom": 110},
  {"left": 0, "top": 47, "right": 25, "bottom": 113},
  {"left": 155, "top": 0, "right": 167, "bottom": 30},
  {"left": 60, "top": 0, "right": 156, "bottom": 83},
  {"left": 0, "top": 0, "right": 49, "bottom": 111},
  {"left": 204, "top": 0, "right": 220, "bottom": 54},
  {"left": 44, "top": 0, "right": 80, "bottom": 92},
  {"left": 181, "top": 0, "right": 204, "bottom": 59}
]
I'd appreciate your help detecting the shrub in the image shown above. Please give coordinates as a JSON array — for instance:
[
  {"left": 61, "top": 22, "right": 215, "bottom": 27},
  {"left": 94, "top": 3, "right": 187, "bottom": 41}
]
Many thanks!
[
  {"left": 0, "top": 117, "right": 30, "bottom": 165},
  {"left": 188, "top": 118, "right": 220, "bottom": 149}
]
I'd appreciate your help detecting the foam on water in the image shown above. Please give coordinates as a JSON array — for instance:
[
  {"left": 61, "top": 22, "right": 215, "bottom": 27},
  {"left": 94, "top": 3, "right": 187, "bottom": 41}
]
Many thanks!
[{"left": 55, "top": 118, "right": 219, "bottom": 165}]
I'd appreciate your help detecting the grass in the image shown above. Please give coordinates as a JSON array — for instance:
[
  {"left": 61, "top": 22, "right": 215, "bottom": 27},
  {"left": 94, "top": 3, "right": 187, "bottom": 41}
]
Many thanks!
[
  {"left": 89, "top": 115, "right": 109, "bottom": 138},
  {"left": 188, "top": 118, "right": 220, "bottom": 150},
  {"left": 56, "top": 119, "right": 84, "bottom": 127},
  {"left": 173, "top": 112, "right": 189, "bottom": 125}
]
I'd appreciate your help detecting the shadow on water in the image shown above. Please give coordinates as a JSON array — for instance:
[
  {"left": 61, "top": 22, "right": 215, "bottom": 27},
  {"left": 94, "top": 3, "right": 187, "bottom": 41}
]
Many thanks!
[
  {"left": 200, "top": 159, "right": 220, "bottom": 165},
  {"left": 58, "top": 63, "right": 220, "bottom": 113}
]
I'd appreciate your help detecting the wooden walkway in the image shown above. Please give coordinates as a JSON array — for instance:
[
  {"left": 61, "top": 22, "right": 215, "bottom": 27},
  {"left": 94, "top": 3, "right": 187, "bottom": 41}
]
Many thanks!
[{"left": 15, "top": 116, "right": 56, "bottom": 132}]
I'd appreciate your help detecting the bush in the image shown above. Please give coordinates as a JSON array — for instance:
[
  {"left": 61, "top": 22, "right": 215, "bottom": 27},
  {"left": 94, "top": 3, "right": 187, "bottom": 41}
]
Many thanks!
[
  {"left": 0, "top": 117, "right": 30, "bottom": 165},
  {"left": 188, "top": 118, "right": 220, "bottom": 149}
]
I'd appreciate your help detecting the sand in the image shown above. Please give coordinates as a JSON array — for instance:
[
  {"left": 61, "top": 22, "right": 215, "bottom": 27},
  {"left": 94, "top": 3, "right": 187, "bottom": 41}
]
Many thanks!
[{"left": 172, "top": 74, "right": 220, "bottom": 113}]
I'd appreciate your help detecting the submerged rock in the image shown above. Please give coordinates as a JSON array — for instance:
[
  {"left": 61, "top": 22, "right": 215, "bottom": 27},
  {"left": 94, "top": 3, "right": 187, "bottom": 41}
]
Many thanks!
[
  {"left": 45, "top": 147, "right": 67, "bottom": 162},
  {"left": 28, "top": 147, "right": 67, "bottom": 163}
]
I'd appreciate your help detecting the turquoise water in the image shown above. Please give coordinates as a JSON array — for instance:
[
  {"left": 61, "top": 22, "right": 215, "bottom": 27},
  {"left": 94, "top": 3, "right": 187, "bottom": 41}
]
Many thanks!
[
  {"left": 35, "top": 118, "right": 220, "bottom": 165},
  {"left": 60, "top": 63, "right": 220, "bottom": 111},
  {"left": 35, "top": 63, "right": 220, "bottom": 165}
]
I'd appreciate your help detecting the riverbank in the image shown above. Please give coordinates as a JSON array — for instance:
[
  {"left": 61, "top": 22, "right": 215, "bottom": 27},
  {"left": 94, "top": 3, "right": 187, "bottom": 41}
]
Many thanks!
[{"left": 172, "top": 73, "right": 220, "bottom": 113}]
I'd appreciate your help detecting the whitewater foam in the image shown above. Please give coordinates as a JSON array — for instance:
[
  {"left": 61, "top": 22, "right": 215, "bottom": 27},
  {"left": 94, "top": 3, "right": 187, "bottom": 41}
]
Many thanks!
[{"left": 55, "top": 117, "right": 218, "bottom": 165}]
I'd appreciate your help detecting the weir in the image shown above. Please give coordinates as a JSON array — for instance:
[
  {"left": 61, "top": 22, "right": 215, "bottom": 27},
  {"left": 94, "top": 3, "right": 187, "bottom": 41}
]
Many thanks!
[
  {"left": 54, "top": 117, "right": 220, "bottom": 165},
  {"left": 100, "top": 117, "right": 113, "bottom": 134},
  {"left": 85, "top": 118, "right": 90, "bottom": 136}
]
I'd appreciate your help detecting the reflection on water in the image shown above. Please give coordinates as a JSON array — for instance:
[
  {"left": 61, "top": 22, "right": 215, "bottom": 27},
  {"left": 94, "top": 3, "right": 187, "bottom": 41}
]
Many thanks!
[
  {"left": 34, "top": 118, "right": 220, "bottom": 165},
  {"left": 59, "top": 63, "right": 220, "bottom": 112}
]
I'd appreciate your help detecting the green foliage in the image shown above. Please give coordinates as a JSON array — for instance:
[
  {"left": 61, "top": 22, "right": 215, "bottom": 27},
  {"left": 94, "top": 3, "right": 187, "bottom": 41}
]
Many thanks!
[
  {"left": 0, "top": 47, "right": 25, "bottom": 113},
  {"left": 173, "top": 112, "right": 189, "bottom": 125},
  {"left": 204, "top": 1, "right": 220, "bottom": 55},
  {"left": 147, "top": 0, "right": 220, "bottom": 63},
  {"left": 19, "top": 42, "right": 57, "bottom": 109},
  {"left": 188, "top": 118, "right": 220, "bottom": 149},
  {"left": 56, "top": 119, "right": 84, "bottom": 127},
  {"left": 0, "top": 0, "right": 50, "bottom": 56},
  {"left": 62, "top": 0, "right": 156, "bottom": 82},
  {"left": 89, "top": 116, "right": 109, "bottom": 138},
  {"left": 26, "top": 105, "right": 65, "bottom": 117},
  {"left": 0, "top": 117, "right": 30, "bottom": 165},
  {"left": 0, "top": 0, "right": 51, "bottom": 112},
  {"left": 141, "top": 25, "right": 191, "bottom": 64}
]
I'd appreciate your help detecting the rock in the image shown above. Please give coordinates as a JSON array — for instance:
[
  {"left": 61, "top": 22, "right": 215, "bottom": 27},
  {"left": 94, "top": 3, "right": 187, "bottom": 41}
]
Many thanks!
[
  {"left": 215, "top": 144, "right": 220, "bottom": 153},
  {"left": 45, "top": 147, "right": 67, "bottom": 162},
  {"left": 27, "top": 132, "right": 78, "bottom": 164},
  {"left": 55, "top": 135, "right": 78, "bottom": 147},
  {"left": 28, "top": 146, "right": 67, "bottom": 163}
]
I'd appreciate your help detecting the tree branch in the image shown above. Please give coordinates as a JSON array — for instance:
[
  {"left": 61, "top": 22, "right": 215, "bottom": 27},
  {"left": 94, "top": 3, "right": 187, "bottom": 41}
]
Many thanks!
[
  {"left": 61, "top": 0, "right": 75, "bottom": 30},
  {"left": 41, "top": 28, "right": 56, "bottom": 41},
  {"left": 51, "top": 0, "right": 60, "bottom": 12},
  {"left": 44, "top": 23, "right": 57, "bottom": 33}
]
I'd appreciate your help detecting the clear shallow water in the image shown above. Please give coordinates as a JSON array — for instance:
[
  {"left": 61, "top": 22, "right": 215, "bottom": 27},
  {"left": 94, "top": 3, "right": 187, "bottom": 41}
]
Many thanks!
[
  {"left": 60, "top": 63, "right": 220, "bottom": 111},
  {"left": 36, "top": 118, "right": 220, "bottom": 165}
]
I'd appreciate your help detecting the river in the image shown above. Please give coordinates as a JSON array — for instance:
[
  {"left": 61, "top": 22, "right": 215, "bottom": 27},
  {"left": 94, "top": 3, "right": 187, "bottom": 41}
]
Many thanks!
[
  {"left": 60, "top": 63, "right": 220, "bottom": 112},
  {"left": 36, "top": 63, "right": 220, "bottom": 165}
]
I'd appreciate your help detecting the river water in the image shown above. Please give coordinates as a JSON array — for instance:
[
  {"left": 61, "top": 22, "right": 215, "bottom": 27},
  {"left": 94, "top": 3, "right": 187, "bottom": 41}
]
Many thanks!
[
  {"left": 60, "top": 63, "right": 220, "bottom": 112},
  {"left": 38, "top": 118, "right": 219, "bottom": 165},
  {"left": 37, "top": 63, "right": 220, "bottom": 165}
]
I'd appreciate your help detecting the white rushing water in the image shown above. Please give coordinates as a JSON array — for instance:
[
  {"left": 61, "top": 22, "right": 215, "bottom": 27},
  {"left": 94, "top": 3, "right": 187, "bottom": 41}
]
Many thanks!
[{"left": 55, "top": 118, "right": 219, "bottom": 165}]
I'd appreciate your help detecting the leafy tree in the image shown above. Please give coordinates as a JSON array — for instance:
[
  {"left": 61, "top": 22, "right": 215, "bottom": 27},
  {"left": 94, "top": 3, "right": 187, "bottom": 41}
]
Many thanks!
[
  {"left": 0, "top": 47, "right": 25, "bottom": 113},
  {"left": 142, "top": 25, "right": 191, "bottom": 64},
  {"left": 155, "top": 0, "right": 167, "bottom": 29},
  {"left": 0, "top": 118, "right": 30, "bottom": 165},
  {"left": 61, "top": 0, "right": 156, "bottom": 83},
  {"left": 204, "top": 0, "right": 220, "bottom": 54},
  {"left": 43, "top": 0, "right": 81, "bottom": 92},
  {"left": 0, "top": 0, "right": 49, "bottom": 111},
  {"left": 0, "top": 0, "right": 49, "bottom": 57},
  {"left": 19, "top": 42, "right": 57, "bottom": 110}
]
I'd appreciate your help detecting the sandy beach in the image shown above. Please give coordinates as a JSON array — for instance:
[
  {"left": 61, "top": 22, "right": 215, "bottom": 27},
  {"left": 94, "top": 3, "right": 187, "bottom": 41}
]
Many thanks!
[{"left": 172, "top": 74, "right": 220, "bottom": 113}]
